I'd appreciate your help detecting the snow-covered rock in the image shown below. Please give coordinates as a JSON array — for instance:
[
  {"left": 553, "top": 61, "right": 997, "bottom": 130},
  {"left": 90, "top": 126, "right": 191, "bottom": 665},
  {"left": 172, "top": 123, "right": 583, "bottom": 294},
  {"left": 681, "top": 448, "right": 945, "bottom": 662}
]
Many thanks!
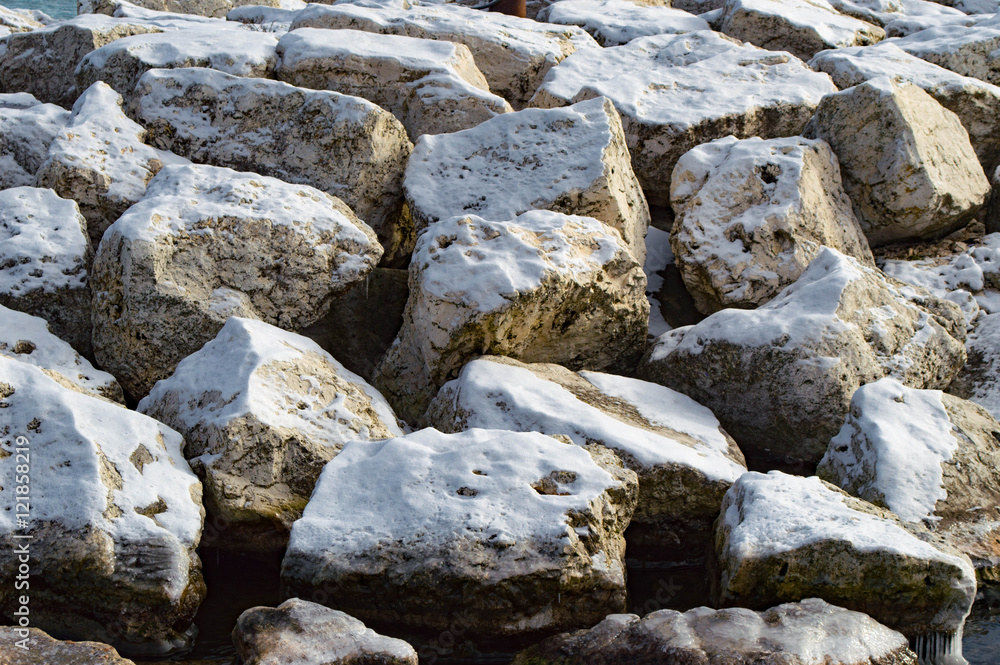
[
  {"left": 0, "top": 627, "right": 137, "bottom": 665},
  {"left": 82, "top": 0, "right": 228, "bottom": 25},
  {"left": 403, "top": 97, "right": 649, "bottom": 261},
  {"left": 35, "top": 82, "right": 162, "bottom": 249},
  {"left": 225, "top": 4, "right": 301, "bottom": 31},
  {"left": 826, "top": 0, "right": 902, "bottom": 27},
  {"left": 0, "top": 357, "right": 205, "bottom": 655},
  {"left": 638, "top": 247, "right": 967, "bottom": 471},
  {"left": 233, "top": 599, "right": 417, "bottom": 665},
  {"left": 715, "top": 471, "right": 976, "bottom": 645},
  {"left": 0, "top": 98, "right": 68, "bottom": 189},
  {"left": 949, "top": 312, "right": 1000, "bottom": 423},
  {"left": 512, "top": 598, "right": 917, "bottom": 665},
  {"left": 990, "top": 166, "right": 1000, "bottom": 234},
  {"left": 91, "top": 164, "right": 382, "bottom": 400},
  {"left": 670, "top": 135, "right": 873, "bottom": 315},
  {"left": 289, "top": 1, "right": 599, "bottom": 109},
  {"left": 719, "top": 0, "right": 884, "bottom": 61},
  {"left": 810, "top": 43, "right": 1000, "bottom": 175},
  {"left": 130, "top": 66, "right": 414, "bottom": 265},
  {"left": 0, "top": 6, "right": 44, "bottom": 34},
  {"left": 891, "top": 14, "right": 1000, "bottom": 86},
  {"left": 94, "top": 0, "right": 280, "bottom": 18},
  {"left": 280, "top": 427, "right": 638, "bottom": 640},
  {"left": 76, "top": 26, "right": 278, "bottom": 101},
  {"left": 529, "top": 30, "right": 837, "bottom": 205},
  {"left": 372, "top": 211, "right": 648, "bottom": 423},
  {"left": 425, "top": 355, "right": 746, "bottom": 556},
  {"left": 0, "top": 304, "right": 123, "bottom": 403},
  {"left": 884, "top": 5, "right": 982, "bottom": 38},
  {"left": 537, "top": 0, "right": 710, "bottom": 46},
  {"left": 0, "top": 15, "right": 160, "bottom": 107},
  {"left": 804, "top": 78, "right": 990, "bottom": 247},
  {"left": 0, "top": 187, "right": 92, "bottom": 357},
  {"left": 275, "top": 28, "right": 510, "bottom": 140},
  {"left": 818, "top": 378, "right": 1000, "bottom": 582},
  {"left": 138, "top": 318, "right": 403, "bottom": 552}
]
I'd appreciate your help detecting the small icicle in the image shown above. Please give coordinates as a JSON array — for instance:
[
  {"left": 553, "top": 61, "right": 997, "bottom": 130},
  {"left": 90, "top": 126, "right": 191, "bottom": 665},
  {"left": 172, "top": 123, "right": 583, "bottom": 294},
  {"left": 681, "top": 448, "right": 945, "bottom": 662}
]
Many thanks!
[{"left": 909, "top": 626, "right": 966, "bottom": 665}]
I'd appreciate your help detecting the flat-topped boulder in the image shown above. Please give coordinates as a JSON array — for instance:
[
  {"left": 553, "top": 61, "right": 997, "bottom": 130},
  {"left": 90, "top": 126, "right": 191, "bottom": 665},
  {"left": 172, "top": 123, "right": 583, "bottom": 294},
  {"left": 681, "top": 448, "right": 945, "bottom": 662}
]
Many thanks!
[
  {"left": 372, "top": 211, "right": 648, "bottom": 423},
  {"left": 138, "top": 317, "right": 403, "bottom": 552},
  {"left": 130, "top": 66, "right": 414, "bottom": 265},
  {"left": 403, "top": 97, "right": 649, "bottom": 261},
  {"left": 36, "top": 82, "right": 162, "bottom": 249},
  {"left": 94, "top": 0, "right": 280, "bottom": 18},
  {"left": 529, "top": 30, "right": 837, "bottom": 205},
  {"left": 892, "top": 14, "right": 1000, "bottom": 86},
  {"left": 670, "top": 135, "right": 873, "bottom": 315},
  {"left": 638, "top": 248, "right": 967, "bottom": 471},
  {"left": 537, "top": 0, "right": 710, "bottom": 46},
  {"left": 289, "top": 0, "right": 599, "bottom": 108},
  {"left": 275, "top": 28, "right": 511, "bottom": 140},
  {"left": 280, "top": 427, "right": 638, "bottom": 642},
  {"left": 91, "top": 164, "right": 382, "bottom": 400},
  {"left": 0, "top": 187, "right": 92, "bottom": 357},
  {"left": 0, "top": 357, "right": 205, "bottom": 656},
  {"left": 425, "top": 355, "right": 746, "bottom": 556},
  {"left": 0, "top": 627, "right": 137, "bottom": 665},
  {"left": 0, "top": 98, "right": 68, "bottom": 189}
]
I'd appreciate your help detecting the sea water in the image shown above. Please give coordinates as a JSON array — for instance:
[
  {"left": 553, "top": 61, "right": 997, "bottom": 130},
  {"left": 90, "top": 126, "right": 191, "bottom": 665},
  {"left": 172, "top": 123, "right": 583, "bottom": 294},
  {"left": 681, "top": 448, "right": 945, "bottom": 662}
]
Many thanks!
[{"left": 5, "top": 0, "right": 76, "bottom": 18}]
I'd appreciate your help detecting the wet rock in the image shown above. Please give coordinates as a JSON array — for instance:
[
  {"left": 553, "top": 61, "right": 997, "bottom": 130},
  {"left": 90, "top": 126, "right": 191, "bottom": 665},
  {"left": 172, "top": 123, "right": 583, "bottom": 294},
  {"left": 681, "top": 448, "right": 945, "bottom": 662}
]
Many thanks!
[
  {"left": 0, "top": 96, "right": 68, "bottom": 189},
  {"left": 0, "top": 627, "right": 136, "bottom": 665}
]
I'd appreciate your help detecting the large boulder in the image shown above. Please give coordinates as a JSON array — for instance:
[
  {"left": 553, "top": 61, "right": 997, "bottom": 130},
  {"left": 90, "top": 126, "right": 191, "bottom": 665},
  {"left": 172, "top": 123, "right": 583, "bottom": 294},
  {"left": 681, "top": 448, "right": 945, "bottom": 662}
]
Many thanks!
[
  {"left": 275, "top": 28, "right": 511, "bottom": 141},
  {"left": 91, "top": 164, "right": 383, "bottom": 401},
  {"left": 280, "top": 427, "right": 638, "bottom": 643},
  {"left": 0, "top": 187, "right": 92, "bottom": 358},
  {"left": 715, "top": 471, "right": 976, "bottom": 648},
  {"left": 233, "top": 599, "right": 418, "bottom": 665},
  {"left": 403, "top": 97, "right": 649, "bottom": 261},
  {"left": 35, "top": 82, "right": 162, "bottom": 249},
  {"left": 288, "top": 1, "right": 599, "bottom": 109},
  {"left": 892, "top": 14, "right": 1000, "bottom": 86},
  {"left": 638, "top": 247, "right": 967, "bottom": 471},
  {"left": 94, "top": 0, "right": 279, "bottom": 18},
  {"left": 529, "top": 30, "right": 837, "bottom": 205},
  {"left": 425, "top": 355, "right": 746, "bottom": 556},
  {"left": 511, "top": 598, "right": 917, "bottom": 665},
  {"left": 0, "top": 357, "right": 205, "bottom": 656},
  {"left": 0, "top": 627, "right": 136, "bottom": 665},
  {"left": 0, "top": 97, "right": 69, "bottom": 190},
  {"left": 129, "top": 66, "right": 414, "bottom": 265},
  {"left": 138, "top": 317, "right": 403, "bottom": 552},
  {"left": 537, "top": 0, "right": 710, "bottom": 47},
  {"left": 804, "top": 78, "right": 990, "bottom": 247},
  {"left": 819, "top": 378, "right": 1000, "bottom": 582},
  {"left": 372, "top": 211, "right": 648, "bottom": 423},
  {"left": 670, "top": 135, "right": 874, "bottom": 315}
]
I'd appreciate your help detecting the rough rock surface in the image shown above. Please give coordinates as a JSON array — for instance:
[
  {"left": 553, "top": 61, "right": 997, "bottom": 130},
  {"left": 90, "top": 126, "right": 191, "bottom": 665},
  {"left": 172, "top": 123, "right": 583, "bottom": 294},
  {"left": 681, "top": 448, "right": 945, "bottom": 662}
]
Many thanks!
[
  {"left": 425, "top": 355, "right": 746, "bottom": 556},
  {"left": 0, "top": 628, "right": 137, "bottom": 665},
  {"left": 233, "top": 599, "right": 418, "bottom": 665},
  {"left": 0, "top": 187, "right": 92, "bottom": 358},
  {"left": 892, "top": 14, "right": 1000, "bottom": 87},
  {"left": 404, "top": 97, "right": 649, "bottom": 261},
  {"left": 138, "top": 317, "right": 403, "bottom": 552},
  {"left": 280, "top": 428, "right": 638, "bottom": 642},
  {"left": 715, "top": 471, "right": 976, "bottom": 641},
  {"left": 372, "top": 211, "right": 648, "bottom": 424},
  {"left": 511, "top": 598, "right": 918, "bottom": 665},
  {"left": 638, "top": 248, "right": 967, "bottom": 471},
  {"left": 950, "top": 312, "right": 1000, "bottom": 422},
  {"left": 35, "top": 82, "right": 162, "bottom": 249},
  {"left": 275, "top": 28, "right": 511, "bottom": 140},
  {"left": 529, "top": 30, "right": 837, "bottom": 205},
  {"left": 130, "top": 66, "right": 414, "bottom": 265},
  {"left": 990, "top": 166, "right": 1000, "bottom": 234},
  {"left": 98, "top": 0, "right": 280, "bottom": 18},
  {"left": 670, "top": 135, "right": 874, "bottom": 314},
  {"left": 804, "top": 78, "right": 990, "bottom": 247},
  {"left": 0, "top": 6, "right": 44, "bottom": 35},
  {"left": 0, "top": 357, "right": 205, "bottom": 655},
  {"left": 0, "top": 98, "right": 68, "bottom": 190},
  {"left": 91, "top": 164, "right": 382, "bottom": 401},
  {"left": 537, "top": 0, "right": 710, "bottom": 46},
  {"left": 289, "top": 1, "right": 599, "bottom": 109}
]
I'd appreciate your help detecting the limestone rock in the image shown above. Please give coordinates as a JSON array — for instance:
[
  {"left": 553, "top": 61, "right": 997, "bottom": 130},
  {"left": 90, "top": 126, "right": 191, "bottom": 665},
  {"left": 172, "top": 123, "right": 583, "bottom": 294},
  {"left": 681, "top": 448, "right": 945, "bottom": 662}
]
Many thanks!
[
  {"left": 233, "top": 599, "right": 418, "bottom": 665},
  {"left": 892, "top": 14, "right": 1000, "bottom": 86},
  {"left": 425, "top": 355, "right": 746, "bottom": 556},
  {"left": 404, "top": 97, "right": 649, "bottom": 261},
  {"left": 0, "top": 187, "right": 92, "bottom": 358},
  {"left": 537, "top": 0, "right": 710, "bottom": 46},
  {"left": 804, "top": 78, "right": 990, "bottom": 247},
  {"left": 0, "top": 14, "right": 160, "bottom": 107},
  {"left": 289, "top": 0, "right": 599, "bottom": 109},
  {"left": 0, "top": 627, "right": 136, "bottom": 665},
  {"left": 99, "top": 0, "right": 280, "bottom": 18},
  {"left": 372, "top": 211, "right": 648, "bottom": 424},
  {"left": 280, "top": 427, "right": 638, "bottom": 642},
  {"left": 715, "top": 471, "right": 976, "bottom": 643},
  {"left": 138, "top": 317, "right": 403, "bottom": 552},
  {"left": 0, "top": 357, "right": 205, "bottom": 656},
  {"left": 718, "top": 0, "right": 885, "bottom": 61},
  {"left": 826, "top": 0, "right": 902, "bottom": 27},
  {"left": 529, "top": 30, "right": 837, "bottom": 205},
  {"left": 638, "top": 248, "right": 967, "bottom": 471},
  {"left": 0, "top": 6, "right": 44, "bottom": 34},
  {"left": 0, "top": 98, "right": 68, "bottom": 189},
  {"left": 512, "top": 598, "right": 917, "bottom": 665},
  {"left": 670, "top": 135, "right": 874, "bottom": 315},
  {"left": 91, "top": 164, "right": 382, "bottom": 401},
  {"left": 130, "top": 66, "right": 414, "bottom": 265},
  {"left": 35, "top": 82, "right": 162, "bottom": 249}
]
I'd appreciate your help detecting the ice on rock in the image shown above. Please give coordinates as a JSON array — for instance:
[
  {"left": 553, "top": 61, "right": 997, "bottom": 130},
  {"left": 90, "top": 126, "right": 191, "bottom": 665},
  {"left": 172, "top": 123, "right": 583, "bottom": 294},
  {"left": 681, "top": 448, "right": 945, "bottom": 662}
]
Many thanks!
[
  {"left": 0, "top": 98, "right": 68, "bottom": 189},
  {"left": 537, "top": 0, "right": 710, "bottom": 46}
]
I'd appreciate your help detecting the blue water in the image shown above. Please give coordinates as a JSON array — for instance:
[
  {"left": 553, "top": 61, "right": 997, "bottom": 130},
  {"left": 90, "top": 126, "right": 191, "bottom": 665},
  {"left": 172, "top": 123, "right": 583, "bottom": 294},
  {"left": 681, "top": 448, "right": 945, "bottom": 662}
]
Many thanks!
[{"left": 4, "top": 0, "right": 76, "bottom": 18}]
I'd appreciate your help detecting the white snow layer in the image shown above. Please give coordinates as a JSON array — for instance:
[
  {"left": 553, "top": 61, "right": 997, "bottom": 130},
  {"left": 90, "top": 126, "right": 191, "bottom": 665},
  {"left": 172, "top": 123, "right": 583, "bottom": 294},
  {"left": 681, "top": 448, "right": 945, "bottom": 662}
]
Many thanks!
[{"left": 539, "top": 0, "right": 710, "bottom": 46}]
